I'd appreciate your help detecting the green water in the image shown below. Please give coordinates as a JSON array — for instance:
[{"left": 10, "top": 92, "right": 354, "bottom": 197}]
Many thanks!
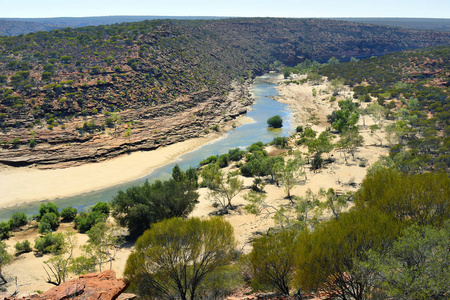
[{"left": 0, "top": 74, "right": 294, "bottom": 221}]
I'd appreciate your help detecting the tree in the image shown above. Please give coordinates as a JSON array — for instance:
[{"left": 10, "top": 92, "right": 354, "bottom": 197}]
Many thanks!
[
  {"left": 267, "top": 115, "right": 283, "bottom": 128},
  {"left": 43, "top": 230, "right": 77, "bottom": 286},
  {"left": 0, "top": 241, "right": 11, "bottom": 284},
  {"left": 338, "top": 129, "right": 364, "bottom": 162},
  {"left": 276, "top": 153, "right": 306, "bottom": 200},
  {"left": 355, "top": 168, "right": 450, "bottom": 227},
  {"left": 84, "top": 222, "right": 121, "bottom": 272},
  {"left": 361, "top": 223, "right": 450, "bottom": 299},
  {"left": 318, "top": 188, "right": 351, "bottom": 220},
  {"left": 294, "top": 209, "right": 401, "bottom": 300},
  {"left": 208, "top": 170, "right": 244, "bottom": 213},
  {"left": 248, "top": 229, "right": 297, "bottom": 295},
  {"left": 124, "top": 217, "right": 236, "bottom": 300},
  {"left": 328, "top": 98, "right": 359, "bottom": 132},
  {"left": 111, "top": 165, "right": 199, "bottom": 236}
]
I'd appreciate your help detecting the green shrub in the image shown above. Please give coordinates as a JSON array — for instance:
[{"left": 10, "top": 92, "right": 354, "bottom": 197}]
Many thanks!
[
  {"left": 90, "top": 202, "right": 110, "bottom": 215},
  {"left": 34, "top": 232, "right": 64, "bottom": 254},
  {"left": 271, "top": 137, "right": 289, "bottom": 148},
  {"left": 228, "top": 148, "right": 245, "bottom": 161},
  {"left": 217, "top": 154, "right": 230, "bottom": 168},
  {"left": 60, "top": 207, "right": 77, "bottom": 222},
  {"left": 74, "top": 211, "right": 107, "bottom": 233},
  {"left": 9, "top": 211, "right": 28, "bottom": 229},
  {"left": 38, "top": 203, "right": 59, "bottom": 221},
  {"left": 0, "top": 222, "right": 10, "bottom": 239},
  {"left": 15, "top": 240, "right": 32, "bottom": 253},
  {"left": 39, "top": 212, "right": 59, "bottom": 234}
]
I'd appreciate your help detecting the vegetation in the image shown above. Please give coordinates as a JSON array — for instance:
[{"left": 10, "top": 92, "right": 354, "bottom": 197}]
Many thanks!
[
  {"left": 248, "top": 229, "right": 297, "bottom": 295},
  {"left": 110, "top": 165, "right": 198, "bottom": 236},
  {"left": 125, "top": 217, "right": 236, "bottom": 300},
  {"left": 267, "top": 115, "right": 283, "bottom": 128}
]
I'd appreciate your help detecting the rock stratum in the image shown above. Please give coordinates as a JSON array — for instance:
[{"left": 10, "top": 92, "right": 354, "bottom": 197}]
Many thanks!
[{"left": 1, "top": 18, "right": 450, "bottom": 167}]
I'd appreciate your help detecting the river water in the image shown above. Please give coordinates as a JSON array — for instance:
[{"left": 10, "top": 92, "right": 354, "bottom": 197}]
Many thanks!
[{"left": 0, "top": 74, "right": 293, "bottom": 220}]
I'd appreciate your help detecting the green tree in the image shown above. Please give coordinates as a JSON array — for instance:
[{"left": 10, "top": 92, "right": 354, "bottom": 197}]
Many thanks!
[
  {"left": 124, "top": 217, "right": 236, "bottom": 300},
  {"left": 248, "top": 229, "right": 297, "bottom": 295},
  {"left": 355, "top": 168, "right": 450, "bottom": 227},
  {"left": 208, "top": 171, "right": 244, "bottom": 213},
  {"left": 43, "top": 230, "right": 77, "bottom": 286},
  {"left": 338, "top": 128, "right": 364, "bottom": 163},
  {"left": 276, "top": 153, "right": 306, "bottom": 200},
  {"left": 0, "top": 241, "right": 11, "bottom": 283},
  {"left": 111, "top": 165, "right": 198, "bottom": 236},
  {"left": 267, "top": 115, "right": 283, "bottom": 128},
  {"left": 295, "top": 209, "right": 401, "bottom": 300},
  {"left": 84, "top": 222, "right": 121, "bottom": 272}
]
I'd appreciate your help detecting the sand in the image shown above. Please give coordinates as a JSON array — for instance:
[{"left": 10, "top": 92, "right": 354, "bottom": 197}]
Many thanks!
[{"left": 1, "top": 75, "right": 390, "bottom": 296}]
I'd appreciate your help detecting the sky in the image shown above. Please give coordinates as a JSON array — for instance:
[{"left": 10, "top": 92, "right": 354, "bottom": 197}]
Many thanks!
[{"left": 0, "top": 0, "right": 449, "bottom": 19}]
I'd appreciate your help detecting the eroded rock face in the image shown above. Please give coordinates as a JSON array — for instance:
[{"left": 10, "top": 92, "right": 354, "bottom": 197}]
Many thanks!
[
  {"left": 4, "top": 270, "right": 128, "bottom": 300},
  {"left": 0, "top": 82, "right": 253, "bottom": 168}
]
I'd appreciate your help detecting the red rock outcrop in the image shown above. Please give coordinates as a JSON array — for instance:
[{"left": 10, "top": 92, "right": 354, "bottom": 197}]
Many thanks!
[
  {"left": 40, "top": 270, "right": 127, "bottom": 300},
  {"left": 3, "top": 270, "right": 128, "bottom": 300}
]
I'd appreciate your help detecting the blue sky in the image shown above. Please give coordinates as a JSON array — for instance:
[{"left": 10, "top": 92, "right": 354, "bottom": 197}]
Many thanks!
[{"left": 0, "top": 0, "right": 449, "bottom": 19}]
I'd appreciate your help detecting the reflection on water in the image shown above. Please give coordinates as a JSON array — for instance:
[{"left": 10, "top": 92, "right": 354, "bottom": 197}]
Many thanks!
[{"left": 0, "top": 74, "right": 293, "bottom": 220}]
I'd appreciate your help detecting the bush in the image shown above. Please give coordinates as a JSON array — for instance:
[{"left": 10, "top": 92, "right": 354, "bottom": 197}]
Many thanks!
[
  {"left": 9, "top": 211, "right": 28, "bottom": 229},
  {"left": 39, "top": 212, "right": 59, "bottom": 234},
  {"left": 74, "top": 211, "right": 107, "bottom": 233},
  {"left": 228, "top": 148, "right": 245, "bottom": 161},
  {"left": 0, "top": 222, "right": 10, "bottom": 239},
  {"left": 217, "top": 154, "right": 230, "bottom": 168},
  {"left": 34, "top": 232, "right": 64, "bottom": 254},
  {"left": 90, "top": 202, "right": 110, "bottom": 215},
  {"left": 271, "top": 137, "right": 289, "bottom": 148},
  {"left": 38, "top": 203, "right": 59, "bottom": 221},
  {"left": 295, "top": 125, "right": 304, "bottom": 133},
  {"left": 267, "top": 115, "right": 283, "bottom": 128},
  {"left": 60, "top": 207, "right": 77, "bottom": 222},
  {"left": 15, "top": 240, "right": 32, "bottom": 253}
]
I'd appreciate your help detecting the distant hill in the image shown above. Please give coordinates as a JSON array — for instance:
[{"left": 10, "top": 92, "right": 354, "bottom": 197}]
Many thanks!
[
  {"left": 0, "top": 16, "right": 224, "bottom": 36},
  {"left": 334, "top": 18, "right": 450, "bottom": 32},
  {"left": 0, "top": 18, "right": 449, "bottom": 166}
]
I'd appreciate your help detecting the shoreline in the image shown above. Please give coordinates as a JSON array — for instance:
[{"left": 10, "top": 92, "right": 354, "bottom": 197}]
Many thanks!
[{"left": 0, "top": 115, "right": 255, "bottom": 208}]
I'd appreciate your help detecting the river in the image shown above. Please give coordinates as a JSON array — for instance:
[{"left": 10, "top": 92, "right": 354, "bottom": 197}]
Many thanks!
[{"left": 0, "top": 74, "right": 293, "bottom": 220}]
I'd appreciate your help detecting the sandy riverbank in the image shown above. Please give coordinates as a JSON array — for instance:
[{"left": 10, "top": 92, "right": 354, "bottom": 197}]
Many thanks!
[{"left": 0, "top": 116, "right": 254, "bottom": 208}]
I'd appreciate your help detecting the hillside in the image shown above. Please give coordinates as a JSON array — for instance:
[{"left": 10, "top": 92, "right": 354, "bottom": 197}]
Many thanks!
[
  {"left": 319, "top": 46, "right": 450, "bottom": 172},
  {"left": 334, "top": 17, "right": 450, "bottom": 32},
  {"left": 0, "top": 16, "right": 223, "bottom": 36},
  {"left": 1, "top": 18, "right": 450, "bottom": 167}
]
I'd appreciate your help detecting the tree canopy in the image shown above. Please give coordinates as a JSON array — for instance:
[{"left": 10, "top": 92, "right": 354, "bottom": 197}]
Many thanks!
[
  {"left": 110, "top": 165, "right": 199, "bottom": 236},
  {"left": 125, "top": 217, "right": 236, "bottom": 300}
]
